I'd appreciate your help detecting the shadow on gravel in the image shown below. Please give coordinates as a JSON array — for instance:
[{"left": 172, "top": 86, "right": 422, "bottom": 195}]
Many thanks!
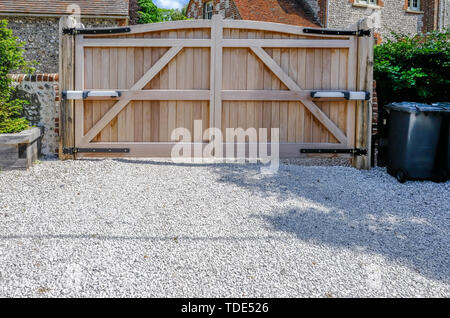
[
  {"left": 205, "top": 163, "right": 450, "bottom": 282},
  {"left": 78, "top": 158, "right": 449, "bottom": 282}
]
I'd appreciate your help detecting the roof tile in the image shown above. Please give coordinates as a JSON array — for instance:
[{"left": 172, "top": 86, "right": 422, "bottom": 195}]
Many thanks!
[
  {"left": 0, "top": 0, "right": 129, "bottom": 17},
  {"left": 233, "top": 0, "right": 318, "bottom": 27}
]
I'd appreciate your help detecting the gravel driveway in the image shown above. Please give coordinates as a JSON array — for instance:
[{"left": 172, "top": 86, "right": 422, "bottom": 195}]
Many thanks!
[{"left": 0, "top": 159, "right": 449, "bottom": 297}]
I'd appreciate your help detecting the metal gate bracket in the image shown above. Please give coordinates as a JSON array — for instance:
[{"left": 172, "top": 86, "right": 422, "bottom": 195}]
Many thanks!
[
  {"left": 303, "top": 28, "right": 371, "bottom": 37},
  {"left": 300, "top": 148, "right": 368, "bottom": 156},
  {"left": 63, "top": 148, "right": 130, "bottom": 155}
]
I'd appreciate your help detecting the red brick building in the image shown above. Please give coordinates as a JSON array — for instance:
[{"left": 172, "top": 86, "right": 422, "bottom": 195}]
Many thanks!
[
  {"left": 187, "top": 0, "right": 449, "bottom": 41},
  {"left": 186, "top": 0, "right": 319, "bottom": 27}
]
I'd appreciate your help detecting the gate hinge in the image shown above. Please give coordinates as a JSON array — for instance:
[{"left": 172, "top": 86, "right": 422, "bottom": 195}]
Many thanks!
[
  {"left": 63, "top": 148, "right": 130, "bottom": 155},
  {"left": 63, "top": 27, "right": 131, "bottom": 36},
  {"left": 303, "top": 28, "right": 371, "bottom": 37},
  {"left": 300, "top": 148, "right": 368, "bottom": 156}
]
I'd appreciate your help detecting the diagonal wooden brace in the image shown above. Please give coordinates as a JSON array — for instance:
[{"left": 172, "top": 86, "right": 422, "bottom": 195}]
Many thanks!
[
  {"left": 81, "top": 46, "right": 183, "bottom": 145},
  {"left": 250, "top": 46, "right": 348, "bottom": 145}
]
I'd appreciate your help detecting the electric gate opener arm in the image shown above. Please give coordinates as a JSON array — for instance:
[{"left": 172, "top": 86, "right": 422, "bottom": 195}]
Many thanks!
[
  {"left": 310, "top": 91, "right": 370, "bottom": 101},
  {"left": 62, "top": 90, "right": 122, "bottom": 100}
]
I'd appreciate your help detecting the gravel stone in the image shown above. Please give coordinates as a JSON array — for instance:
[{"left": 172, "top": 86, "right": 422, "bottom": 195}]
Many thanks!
[{"left": 0, "top": 158, "right": 448, "bottom": 297}]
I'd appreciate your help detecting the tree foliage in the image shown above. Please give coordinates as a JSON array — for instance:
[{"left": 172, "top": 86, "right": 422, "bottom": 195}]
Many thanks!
[
  {"left": 137, "top": 0, "right": 187, "bottom": 24},
  {"left": 374, "top": 30, "right": 450, "bottom": 106},
  {"left": 0, "top": 20, "right": 34, "bottom": 134}
]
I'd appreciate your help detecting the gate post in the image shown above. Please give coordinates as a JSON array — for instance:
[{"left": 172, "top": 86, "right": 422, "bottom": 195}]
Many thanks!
[
  {"left": 58, "top": 16, "right": 76, "bottom": 159},
  {"left": 354, "top": 17, "right": 374, "bottom": 170}
]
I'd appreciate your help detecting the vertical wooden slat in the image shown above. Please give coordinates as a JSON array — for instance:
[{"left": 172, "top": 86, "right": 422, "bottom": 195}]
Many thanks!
[
  {"left": 159, "top": 31, "right": 169, "bottom": 142},
  {"left": 296, "top": 48, "right": 306, "bottom": 142},
  {"left": 83, "top": 48, "right": 93, "bottom": 136},
  {"left": 143, "top": 33, "right": 152, "bottom": 142},
  {"left": 92, "top": 48, "right": 101, "bottom": 142},
  {"left": 109, "top": 48, "right": 118, "bottom": 142},
  {"left": 338, "top": 48, "right": 348, "bottom": 138},
  {"left": 271, "top": 32, "right": 281, "bottom": 142},
  {"left": 117, "top": 48, "right": 127, "bottom": 142},
  {"left": 329, "top": 48, "right": 340, "bottom": 143},
  {"left": 201, "top": 28, "right": 210, "bottom": 141},
  {"left": 347, "top": 34, "right": 358, "bottom": 151},
  {"left": 305, "top": 48, "right": 315, "bottom": 142},
  {"left": 321, "top": 49, "right": 331, "bottom": 142},
  {"left": 312, "top": 48, "right": 322, "bottom": 143},
  {"left": 222, "top": 29, "right": 231, "bottom": 139},
  {"left": 176, "top": 30, "right": 186, "bottom": 140},
  {"left": 74, "top": 34, "right": 85, "bottom": 149},
  {"left": 212, "top": 15, "right": 223, "bottom": 132},
  {"left": 246, "top": 30, "right": 256, "bottom": 132},
  {"left": 134, "top": 46, "right": 144, "bottom": 142},
  {"left": 184, "top": 29, "right": 194, "bottom": 136},
  {"left": 126, "top": 45, "right": 135, "bottom": 142},
  {"left": 255, "top": 31, "right": 265, "bottom": 138},
  {"left": 237, "top": 30, "right": 247, "bottom": 129},
  {"left": 288, "top": 38, "right": 298, "bottom": 143},
  {"left": 151, "top": 32, "right": 160, "bottom": 142},
  {"left": 100, "top": 48, "right": 111, "bottom": 142},
  {"left": 168, "top": 31, "right": 177, "bottom": 141}
]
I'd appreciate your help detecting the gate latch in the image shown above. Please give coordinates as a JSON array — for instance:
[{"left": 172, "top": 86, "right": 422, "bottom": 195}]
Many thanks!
[{"left": 300, "top": 148, "right": 368, "bottom": 156}]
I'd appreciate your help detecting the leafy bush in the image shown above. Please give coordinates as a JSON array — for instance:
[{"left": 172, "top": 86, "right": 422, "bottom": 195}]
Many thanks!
[
  {"left": 374, "top": 30, "right": 450, "bottom": 106},
  {"left": 0, "top": 19, "right": 33, "bottom": 134},
  {"left": 137, "top": 0, "right": 187, "bottom": 24}
]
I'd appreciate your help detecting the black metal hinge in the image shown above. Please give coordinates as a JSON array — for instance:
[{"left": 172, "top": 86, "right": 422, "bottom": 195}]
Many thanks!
[
  {"left": 63, "top": 27, "right": 131, "bottom": 36},
  {"left": 303, "top": 28, "right": 371, "bottom": 37},
  {"left": 300, "top": 148, "right": 368, "bottom": 156},
  {"left": 63, "top": 148, "right": 130, "bottom": 155}
]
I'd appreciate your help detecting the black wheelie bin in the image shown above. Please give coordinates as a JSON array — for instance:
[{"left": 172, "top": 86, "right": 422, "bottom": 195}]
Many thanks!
[
  {"left": 385, "top": 102, "right": 444, "bottom": 183},
  {"left": 433, "top": 102, "right": 450, "bottom": 180}
]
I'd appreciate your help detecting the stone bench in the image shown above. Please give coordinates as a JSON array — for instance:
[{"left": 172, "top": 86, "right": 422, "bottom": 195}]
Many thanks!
[{"left": 0, "top": 127, "right": 43, "bottom": 170}]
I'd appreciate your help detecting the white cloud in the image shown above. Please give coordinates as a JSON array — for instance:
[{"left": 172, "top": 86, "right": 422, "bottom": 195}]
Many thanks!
[{"left": 154, "top": 0, "right": 188, "bottom": 9}]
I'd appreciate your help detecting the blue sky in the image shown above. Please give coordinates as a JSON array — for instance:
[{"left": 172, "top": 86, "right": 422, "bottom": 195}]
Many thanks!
[{"left": 154, "top": 0, "right": 189, "bottom": 9}]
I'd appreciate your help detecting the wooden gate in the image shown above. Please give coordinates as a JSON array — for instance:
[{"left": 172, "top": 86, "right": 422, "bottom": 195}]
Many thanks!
[{"left": 60, "top": 15, "right": 374, "bottom": 168}]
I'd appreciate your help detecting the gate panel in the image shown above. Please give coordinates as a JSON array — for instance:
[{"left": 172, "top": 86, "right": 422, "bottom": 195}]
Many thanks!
[{"left": 62, "top": 16, "right": 373, "bottom": 166}]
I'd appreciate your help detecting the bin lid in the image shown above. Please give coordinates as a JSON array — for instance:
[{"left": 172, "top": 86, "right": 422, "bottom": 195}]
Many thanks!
[
  {"left": 432, "top": 102, "right": 450, "bottom": 110},
  {"left": 386, "top": 102, "right": 448, "bottom": 114}
]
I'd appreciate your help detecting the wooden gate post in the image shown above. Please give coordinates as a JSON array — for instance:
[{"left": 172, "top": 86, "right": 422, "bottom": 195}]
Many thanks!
[
  {"left": 354, "top": 17, "right": 374, "bottom": 170},
  {"left": 58, "top": 16, "right": 76, "bottom": 159}
]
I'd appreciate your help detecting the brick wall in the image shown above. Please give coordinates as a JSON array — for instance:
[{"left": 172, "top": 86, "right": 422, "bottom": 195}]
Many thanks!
[{"left": 187, "top": 0, "right": 241, "bottom": 19}]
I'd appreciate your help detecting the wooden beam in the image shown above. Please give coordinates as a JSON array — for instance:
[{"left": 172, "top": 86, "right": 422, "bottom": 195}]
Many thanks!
[
  {"left": 222, "top": 39, "right": 352, "bottom": 48},
  {"left": 82, "top": 90, "right": 210, "bottom": 101},
  {"left": 58, "top": 16, "right": 76, "bottom": 160},
  {"left": 354, "top": 18, "right": 374, "bottom": 170},
  {"left": 250, "top": 46, "right": 348, "bottom": 145},
  {"left": 212, "top": 15, "right": 223, "bottom": 131},
  {"left": 83, "top": 38, "right": 211, "bottom": 48},
  {"left": 81, "top": 46, "right": 183, "bottom": 144}
]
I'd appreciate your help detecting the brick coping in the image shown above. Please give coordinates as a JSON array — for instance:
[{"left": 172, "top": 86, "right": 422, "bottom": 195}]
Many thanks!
[{"left": 8, "top": 73, "right": 59, "bottom": 83}]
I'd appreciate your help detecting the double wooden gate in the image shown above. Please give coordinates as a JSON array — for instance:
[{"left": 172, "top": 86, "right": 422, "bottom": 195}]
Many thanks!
[{"left": 60, "top": 15, "right": 374, "bottom": 168}]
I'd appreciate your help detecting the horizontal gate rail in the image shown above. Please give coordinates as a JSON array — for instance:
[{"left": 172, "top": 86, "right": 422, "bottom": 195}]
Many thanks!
[
  {"left": 83, "top": 38, "right": 212, "bottom": 48},
  {"left": 63, "top": 89, "right": 369, "bottom": 101},
  {"left": 222, "top": 39, "right": 352, "bottom": 48}
]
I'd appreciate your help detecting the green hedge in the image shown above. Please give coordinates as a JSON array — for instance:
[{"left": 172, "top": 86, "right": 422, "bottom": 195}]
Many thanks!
[
  {"left": 374, "top": 30, "right": 450, "bottom": 107},
  {"left": 0, "top": 20, "right": 34, "bottom": 134}
]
